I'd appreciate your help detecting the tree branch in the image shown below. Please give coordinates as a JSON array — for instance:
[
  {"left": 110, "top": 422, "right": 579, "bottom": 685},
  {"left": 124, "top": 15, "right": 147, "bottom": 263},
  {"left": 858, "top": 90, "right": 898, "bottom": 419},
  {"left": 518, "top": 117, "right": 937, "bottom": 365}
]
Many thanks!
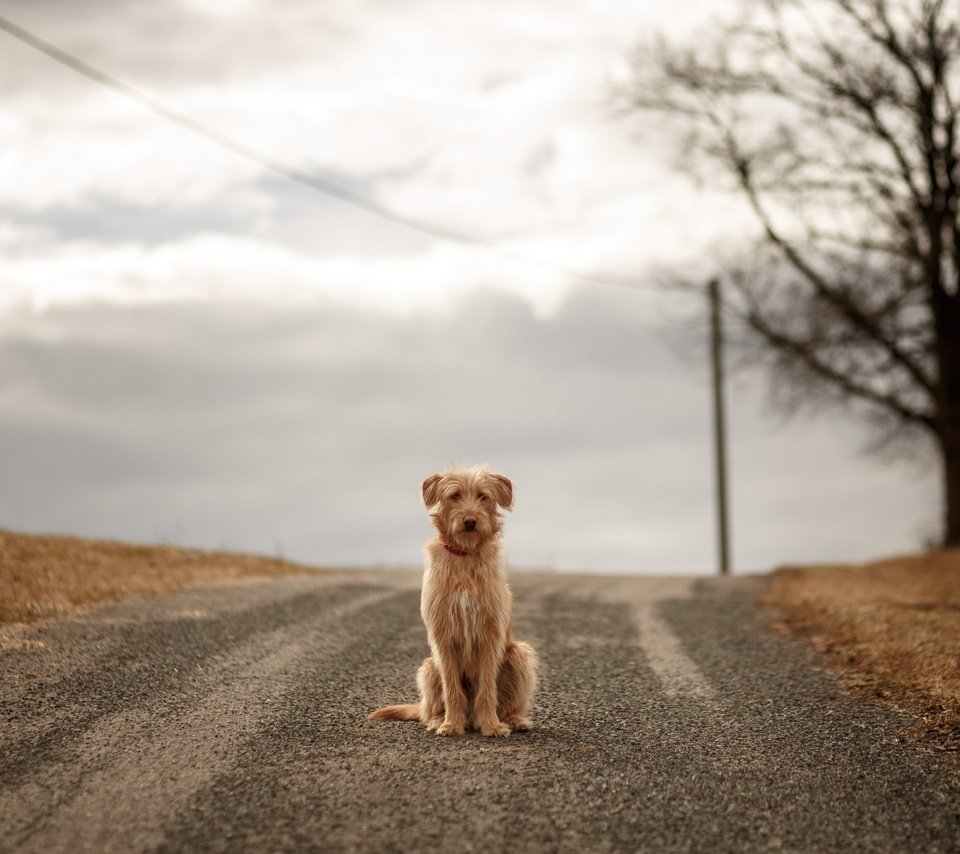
[{"left": 718, "top": 116, "right": 938, "bottom": 394}]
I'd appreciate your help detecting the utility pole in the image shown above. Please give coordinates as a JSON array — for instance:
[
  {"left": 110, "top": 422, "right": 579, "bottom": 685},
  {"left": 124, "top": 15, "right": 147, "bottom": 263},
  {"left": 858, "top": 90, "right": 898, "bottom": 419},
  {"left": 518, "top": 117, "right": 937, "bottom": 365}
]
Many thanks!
[{"left": 709, "top": 278, "right": 731, "bottom": 575}]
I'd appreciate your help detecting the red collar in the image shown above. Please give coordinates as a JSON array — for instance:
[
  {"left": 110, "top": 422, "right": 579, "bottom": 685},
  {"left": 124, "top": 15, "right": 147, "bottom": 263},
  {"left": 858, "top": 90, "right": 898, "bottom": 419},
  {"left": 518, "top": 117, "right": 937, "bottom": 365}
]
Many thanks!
[{"left": 443, "top": 543, "right": 471, "bottom": 557}]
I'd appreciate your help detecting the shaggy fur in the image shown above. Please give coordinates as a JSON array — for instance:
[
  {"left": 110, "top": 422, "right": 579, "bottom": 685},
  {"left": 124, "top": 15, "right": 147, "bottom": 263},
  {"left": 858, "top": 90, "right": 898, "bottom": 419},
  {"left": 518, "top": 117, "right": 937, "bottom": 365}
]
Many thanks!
[{"left": 368, "top": 465, "right": 538, "bottom": 737}]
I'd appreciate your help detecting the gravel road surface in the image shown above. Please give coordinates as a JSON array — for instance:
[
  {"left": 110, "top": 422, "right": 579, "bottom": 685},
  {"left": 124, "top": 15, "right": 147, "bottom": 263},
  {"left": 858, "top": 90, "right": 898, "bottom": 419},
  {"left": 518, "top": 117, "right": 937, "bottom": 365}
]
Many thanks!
[{"left": 1, "top": 571, "right": 958, "bottom": 852}]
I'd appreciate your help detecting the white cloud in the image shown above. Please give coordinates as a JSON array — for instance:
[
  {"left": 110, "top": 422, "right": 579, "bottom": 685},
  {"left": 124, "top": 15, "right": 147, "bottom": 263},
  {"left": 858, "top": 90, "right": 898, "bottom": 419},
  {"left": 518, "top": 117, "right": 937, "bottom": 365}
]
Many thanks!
[
  {"left": 0, "top": 0, "right": 747, "bottom": 300},
  {"left": 0, "top": 232, "right": 578, "bottom": 314}
]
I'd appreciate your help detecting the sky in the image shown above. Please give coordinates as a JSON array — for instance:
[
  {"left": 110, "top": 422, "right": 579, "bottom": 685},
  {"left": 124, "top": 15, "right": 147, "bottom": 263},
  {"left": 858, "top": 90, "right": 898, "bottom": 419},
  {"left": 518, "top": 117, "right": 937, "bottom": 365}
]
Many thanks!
[{"left": 0, "top": 0, "right": 940, "bottom": 573}]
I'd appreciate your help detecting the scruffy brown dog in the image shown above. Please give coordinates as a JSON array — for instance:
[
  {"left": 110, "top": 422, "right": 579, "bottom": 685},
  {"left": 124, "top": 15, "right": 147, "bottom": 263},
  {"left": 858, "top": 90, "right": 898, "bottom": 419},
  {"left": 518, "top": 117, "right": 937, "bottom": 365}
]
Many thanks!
[{"left": 368, "top": 465, "right": 538, "bottom": 737}]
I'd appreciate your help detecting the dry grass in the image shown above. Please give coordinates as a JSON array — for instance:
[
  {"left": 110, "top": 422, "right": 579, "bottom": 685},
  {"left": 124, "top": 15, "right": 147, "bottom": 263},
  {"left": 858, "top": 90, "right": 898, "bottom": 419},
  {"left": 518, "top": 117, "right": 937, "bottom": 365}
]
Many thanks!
[
  {"left": 762, "top": 548, "right": 960, "bottom": 754},
  {"left": 0, "top": 528, "right": 318, "bottom": 629}
]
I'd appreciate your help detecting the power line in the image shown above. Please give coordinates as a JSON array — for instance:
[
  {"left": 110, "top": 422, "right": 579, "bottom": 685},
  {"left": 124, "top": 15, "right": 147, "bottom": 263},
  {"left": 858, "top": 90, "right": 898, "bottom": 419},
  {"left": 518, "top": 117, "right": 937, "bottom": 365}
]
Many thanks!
[{"left": 0, "top": 13, "right": 658, "bottom": 293}]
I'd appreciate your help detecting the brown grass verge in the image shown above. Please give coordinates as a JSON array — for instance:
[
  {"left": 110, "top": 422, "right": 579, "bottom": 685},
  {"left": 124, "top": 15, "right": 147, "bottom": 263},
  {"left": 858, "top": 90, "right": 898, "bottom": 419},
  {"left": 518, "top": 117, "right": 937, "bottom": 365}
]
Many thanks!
[
  {"left": 0, "top": 528, "right": 320, "bottom": 630},
  {"left": 762, "top": 548, "right": 960, "bottom": 756}
]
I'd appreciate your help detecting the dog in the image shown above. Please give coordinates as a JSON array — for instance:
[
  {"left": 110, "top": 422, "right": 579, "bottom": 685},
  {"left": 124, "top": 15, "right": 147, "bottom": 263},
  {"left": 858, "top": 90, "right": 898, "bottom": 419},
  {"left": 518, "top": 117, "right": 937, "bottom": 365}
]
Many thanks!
[{"left": 368, "top": 465, "right": 538, "bottom": 737}]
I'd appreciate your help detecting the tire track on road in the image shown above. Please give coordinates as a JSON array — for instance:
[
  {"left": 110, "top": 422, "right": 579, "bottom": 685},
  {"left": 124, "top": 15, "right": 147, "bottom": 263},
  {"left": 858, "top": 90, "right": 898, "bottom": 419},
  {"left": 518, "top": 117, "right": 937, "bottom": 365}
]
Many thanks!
[
  {"left": 0, "top": 579, "right": 376, "bottom": 788},
  {"left": 0, "top": 582, "right": 403, "bottom": 853},
  {"left": 513, "top": 574, "right": 960, "bottom": 851}
]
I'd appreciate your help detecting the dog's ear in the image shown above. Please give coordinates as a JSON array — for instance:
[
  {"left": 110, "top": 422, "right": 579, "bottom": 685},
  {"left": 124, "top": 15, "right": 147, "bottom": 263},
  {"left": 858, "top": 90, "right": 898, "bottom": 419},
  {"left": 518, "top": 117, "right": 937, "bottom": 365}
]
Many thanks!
[
  {"left": 487, "top": 473, "right": 513, "bottom": 511},
  {"left": 421, "top": 474, "right": 444, "bottom": 508}
]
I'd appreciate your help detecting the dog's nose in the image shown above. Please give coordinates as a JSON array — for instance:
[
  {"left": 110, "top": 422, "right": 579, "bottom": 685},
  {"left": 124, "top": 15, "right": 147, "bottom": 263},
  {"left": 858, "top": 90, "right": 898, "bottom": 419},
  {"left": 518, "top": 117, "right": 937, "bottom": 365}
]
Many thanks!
[{"left": 463, "top": 518, "right": 477, "bottom": 532}]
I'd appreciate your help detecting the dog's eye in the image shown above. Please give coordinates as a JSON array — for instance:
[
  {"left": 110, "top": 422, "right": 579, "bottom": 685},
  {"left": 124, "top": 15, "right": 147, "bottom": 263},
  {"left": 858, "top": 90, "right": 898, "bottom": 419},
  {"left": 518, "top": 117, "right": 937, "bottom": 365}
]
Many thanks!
[
  {"left": 479, "top": 494, "right": 488, "bottom": 502},
  {"left": 451, "top": 491, "right": 461, "bottom": 501}
]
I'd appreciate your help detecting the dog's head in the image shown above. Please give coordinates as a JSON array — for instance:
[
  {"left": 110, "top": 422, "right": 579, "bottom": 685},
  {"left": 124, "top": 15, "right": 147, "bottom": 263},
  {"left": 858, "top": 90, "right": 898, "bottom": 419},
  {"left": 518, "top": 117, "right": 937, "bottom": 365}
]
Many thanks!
[{"left": 421, "top": 465, "right": 513, "bottom": 549}]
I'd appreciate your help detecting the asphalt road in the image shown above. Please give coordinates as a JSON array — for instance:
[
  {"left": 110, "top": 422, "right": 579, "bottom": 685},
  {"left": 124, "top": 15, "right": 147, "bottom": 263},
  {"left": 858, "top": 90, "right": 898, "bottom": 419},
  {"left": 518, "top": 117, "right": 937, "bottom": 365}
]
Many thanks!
[{"left": 1, "top": 571, "right": 958, "bottom": 853}]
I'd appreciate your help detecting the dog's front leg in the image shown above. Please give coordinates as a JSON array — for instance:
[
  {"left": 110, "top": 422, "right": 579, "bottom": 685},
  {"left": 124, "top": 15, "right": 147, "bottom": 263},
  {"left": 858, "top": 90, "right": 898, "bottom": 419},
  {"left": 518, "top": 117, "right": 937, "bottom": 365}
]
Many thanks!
[
  {"left": 475, "top": 642, "right": 510, "bottom": 737},
  {"left": 434, "top": 646, "right": 467, "bottom": 736}
]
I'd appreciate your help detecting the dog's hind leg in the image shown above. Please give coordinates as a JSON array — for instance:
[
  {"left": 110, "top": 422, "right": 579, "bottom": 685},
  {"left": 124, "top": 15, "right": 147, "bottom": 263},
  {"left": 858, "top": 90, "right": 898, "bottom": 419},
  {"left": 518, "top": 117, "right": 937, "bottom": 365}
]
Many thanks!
[
  {"left": 497, "top": 641, "right": 538, "bottom": 731},
  {"left": 417, "top": 656, "right": 445, "bottom": 731}
]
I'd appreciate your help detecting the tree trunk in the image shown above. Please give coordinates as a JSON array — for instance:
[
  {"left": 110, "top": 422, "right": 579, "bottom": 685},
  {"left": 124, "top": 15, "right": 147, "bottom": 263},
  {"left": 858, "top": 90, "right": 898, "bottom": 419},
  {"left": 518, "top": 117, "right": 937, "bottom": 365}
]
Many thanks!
[
  {"left": 936, "top": 294, "right": 960, "bottom": 548},
  {"left": 942, "top": 425, "right": 960, "bottom": 547}
]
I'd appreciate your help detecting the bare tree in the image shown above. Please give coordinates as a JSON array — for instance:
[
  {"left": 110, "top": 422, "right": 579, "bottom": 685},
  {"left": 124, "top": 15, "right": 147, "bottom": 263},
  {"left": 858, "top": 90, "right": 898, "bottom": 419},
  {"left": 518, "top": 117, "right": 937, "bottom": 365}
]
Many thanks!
[{"left": 624, "top": 0, "right": 960, "bottom": 547}]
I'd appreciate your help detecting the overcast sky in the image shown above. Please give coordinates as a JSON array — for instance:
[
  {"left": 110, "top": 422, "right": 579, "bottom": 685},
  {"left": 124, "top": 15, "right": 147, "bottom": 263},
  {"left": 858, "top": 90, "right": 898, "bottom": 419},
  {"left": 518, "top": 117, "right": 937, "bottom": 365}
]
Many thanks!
[{"left": 0, "top": 0, "right": 940, "bottom": 572}]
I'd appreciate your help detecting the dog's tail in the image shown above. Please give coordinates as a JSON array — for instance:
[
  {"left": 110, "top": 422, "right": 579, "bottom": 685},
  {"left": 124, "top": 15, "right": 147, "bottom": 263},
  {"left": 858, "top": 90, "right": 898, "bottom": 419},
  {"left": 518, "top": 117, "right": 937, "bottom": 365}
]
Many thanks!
[{"left": 367, "top": 702, "right": 421, "bottom": 722}]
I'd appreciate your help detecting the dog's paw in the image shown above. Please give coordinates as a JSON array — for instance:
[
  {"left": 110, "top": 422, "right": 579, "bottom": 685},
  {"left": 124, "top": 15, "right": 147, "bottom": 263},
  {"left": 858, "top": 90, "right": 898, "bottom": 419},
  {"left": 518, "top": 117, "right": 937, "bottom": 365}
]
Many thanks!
[
  {"left": 481, "top": 721, "right": 511, "bottom": 738},
  {"left": 506, "top": 716, "right": 532, "bottom": 732},
  {"left": 436, "top": 721, "right": 465, "bottom": 737},
  {"left": 425, "top": 717, "right": 443, "bottom": 732}
]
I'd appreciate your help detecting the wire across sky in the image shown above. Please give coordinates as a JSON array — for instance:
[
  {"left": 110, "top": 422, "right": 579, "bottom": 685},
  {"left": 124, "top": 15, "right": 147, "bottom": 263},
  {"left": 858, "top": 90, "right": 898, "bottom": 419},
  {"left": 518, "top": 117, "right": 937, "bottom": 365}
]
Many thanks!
[{"left": 0, "top": 13, "right": 659, "bottom": 294}]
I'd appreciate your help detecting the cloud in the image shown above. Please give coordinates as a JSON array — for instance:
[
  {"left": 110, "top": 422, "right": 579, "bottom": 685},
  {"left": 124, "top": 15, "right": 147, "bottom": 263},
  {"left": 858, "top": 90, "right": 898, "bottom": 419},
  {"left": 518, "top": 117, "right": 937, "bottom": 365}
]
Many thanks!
[
  {"left": 0, "top": 0, "right": 754, "bottom": 268},
  {"left": 0, "top": 230, "right": 577, "bottom": 314},
  {"left": 0, "top": 290, "right": 937, "bottom": 572}
]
